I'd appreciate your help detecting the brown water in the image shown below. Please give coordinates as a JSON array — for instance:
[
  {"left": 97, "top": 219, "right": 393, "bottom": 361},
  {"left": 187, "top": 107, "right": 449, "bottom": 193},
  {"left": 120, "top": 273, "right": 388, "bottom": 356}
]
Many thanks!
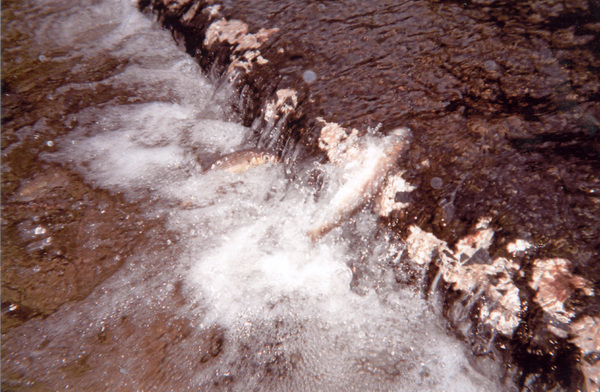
[
  {"left": 1, "top": 0, "right": 515, "bottom": 391},
  {"left": 147, "top": 1, "right": 599, "bottom": 389}
]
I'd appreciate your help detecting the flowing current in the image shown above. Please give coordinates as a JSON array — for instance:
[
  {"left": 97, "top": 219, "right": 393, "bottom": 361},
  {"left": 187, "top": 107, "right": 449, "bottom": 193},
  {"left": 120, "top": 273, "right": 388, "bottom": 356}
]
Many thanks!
[{"left": 3, "top": 0, "right": 510, "bottom": 390}]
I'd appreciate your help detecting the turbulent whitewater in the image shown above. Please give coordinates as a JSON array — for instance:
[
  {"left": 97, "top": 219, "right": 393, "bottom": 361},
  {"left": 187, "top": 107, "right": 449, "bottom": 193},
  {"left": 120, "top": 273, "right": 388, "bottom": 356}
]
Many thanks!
[{"left": 2, "top": 0, "right": 512, "bottom": 390}]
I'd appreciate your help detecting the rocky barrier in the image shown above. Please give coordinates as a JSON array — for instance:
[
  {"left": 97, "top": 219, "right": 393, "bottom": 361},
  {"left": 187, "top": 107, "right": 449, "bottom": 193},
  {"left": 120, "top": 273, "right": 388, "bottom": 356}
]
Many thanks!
[{"left": 139, "top": 1, "right": 599, "bottom": 390}]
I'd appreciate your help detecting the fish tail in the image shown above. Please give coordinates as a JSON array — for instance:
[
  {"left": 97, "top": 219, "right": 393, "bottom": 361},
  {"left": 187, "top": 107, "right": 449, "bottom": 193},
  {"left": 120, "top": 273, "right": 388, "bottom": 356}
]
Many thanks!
[
  {"left": 307, "top": 215, "right": 341, "bottom": 241},
  {"left": 307, "top": 225, "right": 330, "bottom": 242}
]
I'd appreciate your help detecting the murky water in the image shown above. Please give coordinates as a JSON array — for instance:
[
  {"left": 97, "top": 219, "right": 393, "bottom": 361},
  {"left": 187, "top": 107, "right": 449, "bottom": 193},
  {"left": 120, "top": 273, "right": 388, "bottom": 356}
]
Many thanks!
[{"left": 2, "top": 0, "right": 513, "bottom": 390}]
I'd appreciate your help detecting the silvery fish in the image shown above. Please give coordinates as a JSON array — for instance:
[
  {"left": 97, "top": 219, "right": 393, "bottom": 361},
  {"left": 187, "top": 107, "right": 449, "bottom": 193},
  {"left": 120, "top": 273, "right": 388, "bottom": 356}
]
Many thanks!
[
  {"left": 207, "top": 149, "right": 279, "bottom": 173},
  {"left": 308, "top": 128, "right": 411, "bottom": 241}
]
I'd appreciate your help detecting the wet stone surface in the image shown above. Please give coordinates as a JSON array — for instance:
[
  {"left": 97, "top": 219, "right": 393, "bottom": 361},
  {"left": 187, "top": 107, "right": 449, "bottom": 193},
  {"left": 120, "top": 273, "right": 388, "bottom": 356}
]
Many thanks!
[{"left": 142, "top": 0, "right": 599, "bottom": 390}]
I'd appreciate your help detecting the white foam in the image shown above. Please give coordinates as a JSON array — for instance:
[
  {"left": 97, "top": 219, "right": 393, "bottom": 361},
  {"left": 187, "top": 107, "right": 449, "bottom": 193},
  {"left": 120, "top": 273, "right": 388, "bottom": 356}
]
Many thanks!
[{"left": 7, "top": 0, "right": 511, "bottom": 390}]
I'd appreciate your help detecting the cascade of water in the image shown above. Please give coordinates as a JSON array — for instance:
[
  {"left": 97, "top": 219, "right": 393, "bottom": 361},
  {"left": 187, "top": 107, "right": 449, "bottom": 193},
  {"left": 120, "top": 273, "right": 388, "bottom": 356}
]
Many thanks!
[{"left": 1, "top": 0, "right": 512, "bottom": 390}]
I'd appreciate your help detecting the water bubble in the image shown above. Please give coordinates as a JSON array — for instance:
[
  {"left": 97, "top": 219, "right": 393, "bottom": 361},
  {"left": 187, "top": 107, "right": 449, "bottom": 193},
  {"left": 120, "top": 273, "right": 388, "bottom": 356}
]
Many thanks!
[
  {"left": 38, "top": 54, "right": 47, "bottom": 62},
  {"left": 302, "top": 70, "right": 317, "bottom": 84},
  {"left": 46, "top": 140, "right": 54, "bottom": 147},
  {"left": 483, "top": 60, "right": 500, "bottom": 73},
  {"left": 430, "top": 177, "right": 443, "bottom": 189}
]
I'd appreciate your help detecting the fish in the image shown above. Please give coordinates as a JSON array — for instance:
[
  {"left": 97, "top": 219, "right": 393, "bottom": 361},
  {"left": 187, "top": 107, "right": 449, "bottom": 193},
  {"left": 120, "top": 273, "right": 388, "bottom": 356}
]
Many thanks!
[
  {"left": 308, "top": 128, "right": 411, "bottom": 241},
  {"left": 206, "top": 149, "right": 279, "bottom": 173}
]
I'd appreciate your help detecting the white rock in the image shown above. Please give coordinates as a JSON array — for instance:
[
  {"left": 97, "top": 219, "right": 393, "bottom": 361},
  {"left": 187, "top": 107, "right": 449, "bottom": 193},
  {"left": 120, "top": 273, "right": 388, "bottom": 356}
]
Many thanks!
[
  {"left": 405, "top": 225, "right": 443, "bottom": 266},
  {"left": 263, "top": 89, "right": 298, "bottom": 124},
  {"left": 529, "top": 258, "right": 593, "bottom": 324},
  {"left": 409, "top": 220, "right": 522, "bottom": 337},
  {"left": 570, "top": 315, "right": 600, "bottom": 392},
  {"left": 506, "top": 238, "right": 533, "bottom": 254},
  {"left": 316, "top": 118, "right": 360, "bottom": 165},
  {"left": 377, "top": 171, "right": 415, "bottom": 217}
]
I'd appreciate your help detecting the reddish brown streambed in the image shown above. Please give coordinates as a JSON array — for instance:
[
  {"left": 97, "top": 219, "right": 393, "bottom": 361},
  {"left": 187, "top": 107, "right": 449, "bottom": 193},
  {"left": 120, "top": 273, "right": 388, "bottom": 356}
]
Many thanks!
[{"left": 1, "top": 0, "right": 166, "bottom": 333}]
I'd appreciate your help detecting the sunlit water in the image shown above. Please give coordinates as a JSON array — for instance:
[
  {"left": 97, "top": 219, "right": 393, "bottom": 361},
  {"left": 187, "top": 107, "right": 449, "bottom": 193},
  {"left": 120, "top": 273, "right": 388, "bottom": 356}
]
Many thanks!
[{"left": 3, "top": 0, "right": 511, "bottom": 390}]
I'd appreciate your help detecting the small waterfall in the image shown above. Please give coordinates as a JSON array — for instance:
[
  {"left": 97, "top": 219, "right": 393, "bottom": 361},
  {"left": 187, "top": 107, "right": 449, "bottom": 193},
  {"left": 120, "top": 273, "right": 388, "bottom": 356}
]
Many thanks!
[{"left": 1, "top": 0, "right": 512, "bottom": 390}]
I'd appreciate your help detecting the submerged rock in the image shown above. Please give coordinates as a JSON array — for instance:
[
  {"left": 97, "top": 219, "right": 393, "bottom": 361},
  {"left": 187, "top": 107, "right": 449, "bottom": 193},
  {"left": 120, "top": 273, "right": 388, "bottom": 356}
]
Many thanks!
[
  {"left": 409, "top": 219, "right": 523, "bottom": 340},
  {"left": 406, "top": 219, "right": 598, "bottom": 390}
]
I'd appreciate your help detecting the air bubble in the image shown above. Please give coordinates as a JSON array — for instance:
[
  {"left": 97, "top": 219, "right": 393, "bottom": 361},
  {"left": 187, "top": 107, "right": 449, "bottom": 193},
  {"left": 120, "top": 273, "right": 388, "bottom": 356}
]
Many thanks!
[
  {"left": 302, "top": 70, "right": 317, "bottom": 84},
  {"left": 430, "top": 177, "right": 443, "bottom": 189}
]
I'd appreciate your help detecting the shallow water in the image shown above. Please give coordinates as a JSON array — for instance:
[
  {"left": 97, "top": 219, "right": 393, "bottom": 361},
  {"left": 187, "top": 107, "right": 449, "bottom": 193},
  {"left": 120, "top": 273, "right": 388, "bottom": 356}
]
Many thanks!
[{"left": 2, "top": 0, "right": 512, "bottom": 390}]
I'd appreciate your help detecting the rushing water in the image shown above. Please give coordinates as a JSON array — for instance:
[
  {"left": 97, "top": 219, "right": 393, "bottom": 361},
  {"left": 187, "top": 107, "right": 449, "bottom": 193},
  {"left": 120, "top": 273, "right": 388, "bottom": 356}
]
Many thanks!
[{"left": 2, "top": 0, "right": 514, "bottom": 390}]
